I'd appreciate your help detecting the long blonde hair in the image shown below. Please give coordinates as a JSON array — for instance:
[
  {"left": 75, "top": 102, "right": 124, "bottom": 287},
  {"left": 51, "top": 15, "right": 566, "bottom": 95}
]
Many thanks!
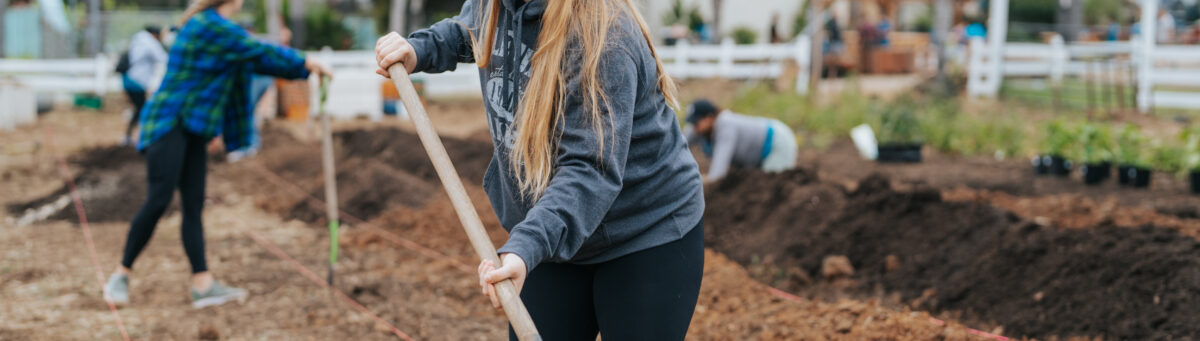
[
  {"left": 471, "top": 0, "right": 679, "bottom": 199},
  {"left": 179, "top": 0, "right": 234, "bottom": 25}
]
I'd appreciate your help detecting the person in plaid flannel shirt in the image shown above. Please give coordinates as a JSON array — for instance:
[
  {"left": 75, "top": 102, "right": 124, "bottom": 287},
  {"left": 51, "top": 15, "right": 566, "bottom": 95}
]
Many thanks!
[{"left": 103, "top": 0, "right": 331, "bottom": 309}]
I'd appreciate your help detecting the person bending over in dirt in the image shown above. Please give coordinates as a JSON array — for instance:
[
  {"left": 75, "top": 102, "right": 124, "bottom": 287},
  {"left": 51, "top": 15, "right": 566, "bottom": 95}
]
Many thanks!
[
  {"left": 102, "top": 0, "right": 331, "bottom": 309},
  {"left": 117, "top": 25, "right": 168, "bottom": 146},
  {"left": 683, "top": 99, "right": 798, "bottom": 181},
  {"left": 375, "top": 0, "right": 705, "bottom": 339}
]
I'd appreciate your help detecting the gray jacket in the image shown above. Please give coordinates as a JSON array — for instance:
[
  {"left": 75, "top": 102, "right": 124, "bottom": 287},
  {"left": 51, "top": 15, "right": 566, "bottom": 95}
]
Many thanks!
[{"left": 407, "top": 0, "right": 704, "bottom": 272}]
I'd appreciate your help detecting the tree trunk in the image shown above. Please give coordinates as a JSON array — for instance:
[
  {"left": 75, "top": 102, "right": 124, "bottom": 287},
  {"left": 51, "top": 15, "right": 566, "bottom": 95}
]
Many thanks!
[
  {"left": 808, "top": 0, "right": 824, "bottom": 97},
  {"left": 933, "top": 0, "right": 952, "bottom": 83},
  {"left": 389, "top": 0, "right": 408, "bottom": 33},
  {"left": 0, "top": 0, "right": 7, "bottom": 58},
  {"left": 87, "top": 0, "right": 101, "bottom": 55},
  {"left": 289, "top": 0, "right": 307, "bottom": 48},
  {"left": 407, "top": 0, "right": 424, "bottom": 37},
  {"left": 711, "top": 0, "right": 723, "bottom": 42},
  {"left": 266, "top": 0, "right": 281, "bottom": 42},
  {"left": 1057, "top": 0, "right": 1084, "bottom": 42}
]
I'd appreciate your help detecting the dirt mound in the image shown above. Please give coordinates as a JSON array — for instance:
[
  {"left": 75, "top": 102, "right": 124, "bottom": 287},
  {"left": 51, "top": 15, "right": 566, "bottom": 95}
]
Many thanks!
[
  {"left": 8, "top": 145, "right": 155, "bottom": 223},
  {"left": 705, "top": 169, "right": 1200, "bottom": 339},
  {"left": 945, "top": 188, "right": 1200, "bottom": 240},
  {"left": 283, "top": 158, "right": 438, "bottom": 224},
  {"left": 335, "top": 127, "right": 493, "bottom": 184},
  {"left": 690, "top": 250, "right": 986, "bottom": 340},
  {"left": 251, "top": 126, "right": 494, "bottom": 225}
]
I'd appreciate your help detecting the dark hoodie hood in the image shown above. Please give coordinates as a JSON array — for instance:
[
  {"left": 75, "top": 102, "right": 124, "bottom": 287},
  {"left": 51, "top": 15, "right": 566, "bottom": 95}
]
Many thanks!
[{"left": 501, "top": 0, "right": 546, "bottom": 21}]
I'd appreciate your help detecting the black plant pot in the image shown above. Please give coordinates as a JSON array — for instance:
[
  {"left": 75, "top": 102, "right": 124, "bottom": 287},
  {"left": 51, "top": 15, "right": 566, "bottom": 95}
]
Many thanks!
[
  {"left": 877, "top": 143, "right": 923, "bottom": 163},
  {"left": 1032, "top": 156, "right": 1050, "bottom": 175},
  {"left": 1117, "top": 164, "right": 1134, "bottom": 185},
  {"left": 1190, "top": 171, "right": 1200, "bottom": 194},
  {"left": 1034, "top": 155, "right": 1072, "bottom": 176},
  {"left": 1080, "top": 162, "right": 1111, "bottom": 185},
  {"left": 1124, "top": 166, "right": 1152, "bottom": 188}
]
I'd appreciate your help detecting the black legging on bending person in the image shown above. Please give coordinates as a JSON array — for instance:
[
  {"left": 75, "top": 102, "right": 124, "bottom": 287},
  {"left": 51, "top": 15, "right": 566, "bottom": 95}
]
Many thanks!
[
  {"left": 510, "top": 221, "right": 704, "bottom": 341},
  {"left": 121, "top": 125, "right": 208, "bottom": 273},
  {"left": 124, "top": 88, "right": 146, "bottom": 139}
]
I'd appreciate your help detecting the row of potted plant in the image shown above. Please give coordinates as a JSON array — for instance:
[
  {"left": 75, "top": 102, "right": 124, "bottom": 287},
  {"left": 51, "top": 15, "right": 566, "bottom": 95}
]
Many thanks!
[{"left": 1034, "top": 120, "right": 1200, "bottom": 192}]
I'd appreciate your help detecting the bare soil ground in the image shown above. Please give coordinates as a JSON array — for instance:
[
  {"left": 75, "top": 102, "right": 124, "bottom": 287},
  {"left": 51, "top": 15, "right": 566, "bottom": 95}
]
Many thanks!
[{"left": 2, "top": 106, "right": 990, "bottom": 340}]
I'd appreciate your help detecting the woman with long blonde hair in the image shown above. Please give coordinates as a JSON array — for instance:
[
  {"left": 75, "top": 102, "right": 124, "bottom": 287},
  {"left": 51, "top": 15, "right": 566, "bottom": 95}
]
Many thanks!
[
  {"left": 376, "top": 0, "right": 705, "bottom": 338},
  {"left": 102, "top": 0, "right": 330, "bottom": 309}
]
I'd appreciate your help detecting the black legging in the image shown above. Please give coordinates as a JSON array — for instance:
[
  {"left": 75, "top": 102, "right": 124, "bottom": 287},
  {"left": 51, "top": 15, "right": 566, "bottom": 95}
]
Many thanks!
[
  {"left": 123, "top": 88, "right": 146, "bottom": 139},
  {"left": 510, "top": 221, "right": 704, "bottom": 341},
  {"left": 121, "top": 125, "right": 208, "bottom": 273}
]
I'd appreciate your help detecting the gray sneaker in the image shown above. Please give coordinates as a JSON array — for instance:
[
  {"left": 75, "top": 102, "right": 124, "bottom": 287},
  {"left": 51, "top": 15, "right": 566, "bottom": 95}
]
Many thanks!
[
  {"left": 191, "top": 281, "right": 248, "bottom": 309},
  {"left": 103, "top": 273, "right": 130, "bottom": 305}
]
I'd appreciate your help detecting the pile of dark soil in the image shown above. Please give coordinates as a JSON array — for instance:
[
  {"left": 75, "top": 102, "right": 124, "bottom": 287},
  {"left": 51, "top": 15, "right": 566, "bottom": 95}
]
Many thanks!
[
  {"left": 334, "top": 127, "right": 493, "bottom": 184},
  {"left": 8, "top": 145, "right": 154, "bottom": 223},
  {"left": 255, "top": 127, "right": 494, "bottom": 225},
  {"left": 284, "top": 158, "right": 437, "bottom": 224},
  {"left": 705, "top": 169, "right": 1200, "bottom": 339}
]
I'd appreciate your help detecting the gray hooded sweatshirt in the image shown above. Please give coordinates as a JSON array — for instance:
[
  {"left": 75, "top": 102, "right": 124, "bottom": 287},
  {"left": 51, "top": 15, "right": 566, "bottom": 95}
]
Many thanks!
[{"left": 406, "top": 0, "right": 704, "bottom": 272}]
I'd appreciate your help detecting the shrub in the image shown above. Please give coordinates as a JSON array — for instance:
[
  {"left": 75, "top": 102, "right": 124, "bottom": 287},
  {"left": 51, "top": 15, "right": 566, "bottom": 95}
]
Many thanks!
[{"left": 732, "top": 27, "right": 758, "bottom": 45}]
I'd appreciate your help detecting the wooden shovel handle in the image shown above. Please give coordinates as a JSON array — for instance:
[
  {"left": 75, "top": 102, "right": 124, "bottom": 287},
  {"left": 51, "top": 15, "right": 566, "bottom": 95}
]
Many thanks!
[{"left": 386, "top": 64, "right": 541, "bottom": 341}]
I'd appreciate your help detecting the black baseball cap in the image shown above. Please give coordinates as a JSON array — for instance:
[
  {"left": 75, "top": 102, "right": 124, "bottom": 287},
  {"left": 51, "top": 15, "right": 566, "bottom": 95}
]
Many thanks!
[{"left": 686, "top": 99, "right": 719, "bottom": 124}]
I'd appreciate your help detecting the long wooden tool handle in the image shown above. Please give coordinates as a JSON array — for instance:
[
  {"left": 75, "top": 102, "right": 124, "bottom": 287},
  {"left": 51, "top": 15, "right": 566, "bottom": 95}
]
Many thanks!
[
  {"left": 387, "top": 64, "right": 541, "bottom": 341},
  {"left": 318, "top": 75, "right": 340, "bottom": 285}
]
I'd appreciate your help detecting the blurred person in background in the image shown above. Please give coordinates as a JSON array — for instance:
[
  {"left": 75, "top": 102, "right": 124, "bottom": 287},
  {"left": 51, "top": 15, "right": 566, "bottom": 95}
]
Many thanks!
[
  {"left": 117, "top": 25, "right": 168, "bottom": 146},
  {"left": 102, "top": 0, "right": 330, "bottom": 309},
  {"left": 1159, "top": 9, "right": 1176, "bottom": 43},
  {"left": 684, "top": 99, "right": 797, "bottom": 181},
  {"left": 228, "top": 15, "right": 293, "bottom": 162}
]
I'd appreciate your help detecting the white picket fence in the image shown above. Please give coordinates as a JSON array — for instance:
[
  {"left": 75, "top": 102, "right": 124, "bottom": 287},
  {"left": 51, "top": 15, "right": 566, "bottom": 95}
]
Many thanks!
[{"left": 0, "top": 37, "right": 815, "bottom": 120}]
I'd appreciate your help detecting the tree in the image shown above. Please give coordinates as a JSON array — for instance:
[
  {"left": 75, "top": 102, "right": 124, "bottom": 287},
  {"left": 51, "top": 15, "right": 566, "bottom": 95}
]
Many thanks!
[
  {"left": 932, "top": 0, "right": 953, "bottom": 95},
  {"left": 711, "top": 0, "right": 723, "bottom": 41}
]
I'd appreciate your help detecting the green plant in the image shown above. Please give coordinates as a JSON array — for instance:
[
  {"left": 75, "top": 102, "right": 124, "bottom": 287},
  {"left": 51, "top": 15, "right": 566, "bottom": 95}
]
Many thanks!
[
  {"left": 731, "top": 26, "right": 758, "bottom": 45},
  {"left": 910, "top": 7, "right": 933, "bottom": 33},
  {"left": 1116, "top": 124, "right": 1149, "bottom": 167},
  {"left": 791, "top": 5, "right": 810, "bottom": 38},
  {"left": 1179, "top": 127, "right": 1200, "bottom": 171},
  {"left": 918, "top": 99, "right": 958, "bottom": 152},
  {"left": 1151, "top": 140, "right": 1186, "bottom": 176},
  {"left": 304, "top": 5, "right": 354, "bottom": 50},
  {"left": 1040, "top": 119, "right": 1076, "bottom": 157},
  {"left": 663, "top": 0, "right": 687, "bottom": 26},
  {"left": 1085, "top": 0, "right": 1124, "bottom": 25},
  {"left": 1072, "top": 123, "right": 1114, "bottom": 164},
  {"left": 874, "top": 95, "right": 921, "bottom": 144}
]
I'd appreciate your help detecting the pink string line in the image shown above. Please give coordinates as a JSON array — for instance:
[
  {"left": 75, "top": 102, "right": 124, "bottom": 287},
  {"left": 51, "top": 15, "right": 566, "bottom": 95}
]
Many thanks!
[{"left": 42, "top": 126, "right": 132, "bottom": 341}]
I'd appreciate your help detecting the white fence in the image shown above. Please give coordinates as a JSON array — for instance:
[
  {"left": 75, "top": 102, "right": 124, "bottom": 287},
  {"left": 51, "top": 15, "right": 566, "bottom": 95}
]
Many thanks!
[
  {"left": 658, "top": 38, "right": 812, "bottom": 93},
  {"left": 0, "top": 54, "right": 114, "bottom": 95},
  {"left": 0, "top": 38, "right": 815, "bottom": 119},
  {"left": 967, "top": 35, "right": 1200, "bottom": 111}
]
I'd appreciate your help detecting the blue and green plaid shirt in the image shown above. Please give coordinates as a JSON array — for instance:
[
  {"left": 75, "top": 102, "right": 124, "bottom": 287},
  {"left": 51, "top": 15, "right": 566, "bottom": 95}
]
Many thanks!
[{"left": 138, "top": 8, "right": 309, "bottom": 152}]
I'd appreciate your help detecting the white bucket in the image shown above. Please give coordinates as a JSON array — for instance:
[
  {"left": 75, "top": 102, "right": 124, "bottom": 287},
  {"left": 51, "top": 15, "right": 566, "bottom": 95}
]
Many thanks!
[
  {"left": 850, "top": 124, "right": 878, "bottom": 160},
  {"left": 0, "top": 80, "right": 37, "bottom": 130}
]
